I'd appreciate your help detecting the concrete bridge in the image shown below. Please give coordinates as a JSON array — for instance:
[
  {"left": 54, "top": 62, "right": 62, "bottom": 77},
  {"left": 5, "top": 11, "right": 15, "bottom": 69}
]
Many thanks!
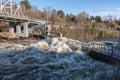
[{"left": 0, "top": 0, "right": 46, "bottom": 37}]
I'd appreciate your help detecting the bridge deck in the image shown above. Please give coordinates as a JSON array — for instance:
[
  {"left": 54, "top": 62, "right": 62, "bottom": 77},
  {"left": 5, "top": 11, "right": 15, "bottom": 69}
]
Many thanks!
[
  {"left": 0, "top": 14, "right": 45, "bottom": 24},
  {"left": 80, "top": 41, "right": 120, "bottom": 62}
]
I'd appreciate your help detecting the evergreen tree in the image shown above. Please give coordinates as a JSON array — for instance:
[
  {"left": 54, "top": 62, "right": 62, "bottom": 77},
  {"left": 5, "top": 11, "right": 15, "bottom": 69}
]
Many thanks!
[
  {"left": 95, "top": 16, "right": 102, "bottom": 22},
  {"left": 21, "top": 0, "right": 31, "bottom": 9},
  {"left": 57, "top": 10, "right": 65, "bottom": 18},
  {"left": 84, "top": 25, "right": 90, "bottom": 33},
  {"left": 90, "top": 16, "right": 95, "bottom": 20}
]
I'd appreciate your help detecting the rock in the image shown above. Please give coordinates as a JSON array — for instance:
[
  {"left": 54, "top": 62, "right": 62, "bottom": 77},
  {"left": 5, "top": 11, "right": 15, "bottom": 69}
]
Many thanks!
[
  {"left": 37, "top": 41, "right": 49, "bottom": 51},
  {"left": 57, "top": 47, "right": 64, "bottom": 53},
  {"left": 0, "top": 32, "right": 19, "bottom": 39},
  {"left": 59, "top": 37, "right": 68, "bottom": 42},
  {"left": 56, "top": 42, "right": 64, "bottom": 46},
  {"left": 76, "top": 49, "right": 85, "bottom": 54},
  {"left": 48, "top": 38, "right": 73, "bottom": 53},
  {"left": 8, "top": 33, "right": 19, "bottom": 39},
  {"left": 45, "top": 38, "right": 52, "bottom": 44},
  {"left": 62, "top": 43, "right": 72, "bottom": 52},
  {"left": 51, "top": 38, "right": 59, "bottom": 45}
]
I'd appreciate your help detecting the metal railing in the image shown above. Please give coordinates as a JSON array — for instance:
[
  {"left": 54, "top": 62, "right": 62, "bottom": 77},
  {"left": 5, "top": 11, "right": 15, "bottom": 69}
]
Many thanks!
[{"left": 84, "top": 41, "right": 120, "bottom": 59}]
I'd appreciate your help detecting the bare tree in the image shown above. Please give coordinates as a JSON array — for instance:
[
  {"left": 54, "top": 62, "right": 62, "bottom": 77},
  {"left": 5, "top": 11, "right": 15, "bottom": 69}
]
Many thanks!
[{"left": 43, "top": 6, "right": 52, "bottom": 21}]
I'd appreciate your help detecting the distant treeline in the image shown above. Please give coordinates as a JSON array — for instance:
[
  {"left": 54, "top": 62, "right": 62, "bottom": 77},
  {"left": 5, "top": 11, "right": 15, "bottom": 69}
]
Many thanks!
[{"left": 20, "top": 0, "right": 120, "bottom": 41}]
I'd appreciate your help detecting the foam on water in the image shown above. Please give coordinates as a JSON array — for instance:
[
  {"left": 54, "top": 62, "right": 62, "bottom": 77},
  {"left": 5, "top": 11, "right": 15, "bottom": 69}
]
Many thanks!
[{"left": 0, "top": 37, "right": 119, "bottom": 80}]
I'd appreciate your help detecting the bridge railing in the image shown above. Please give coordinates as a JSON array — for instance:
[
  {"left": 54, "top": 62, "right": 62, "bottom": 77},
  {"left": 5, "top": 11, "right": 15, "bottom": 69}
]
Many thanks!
[
  {"left": 62, "top": 38, "right": 120, "bottom": 58},
  {"left": 85, "top": 41, "right": 120, "bottom": 59}
]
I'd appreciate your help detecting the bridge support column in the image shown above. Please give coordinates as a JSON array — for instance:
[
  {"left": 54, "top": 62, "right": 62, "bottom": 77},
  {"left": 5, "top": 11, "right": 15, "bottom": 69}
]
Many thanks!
[
  {"left": 23, "top": 23, "right": 29, "bottom": 37},
  {"left": 15, "top": 23, "right": 29, "bottom": 38},
  {"left": 16, "top": 25, "right": 21, "bottom": 36},
  {"left": 9, "top": 28, "right": 14, "bottom": 34}
]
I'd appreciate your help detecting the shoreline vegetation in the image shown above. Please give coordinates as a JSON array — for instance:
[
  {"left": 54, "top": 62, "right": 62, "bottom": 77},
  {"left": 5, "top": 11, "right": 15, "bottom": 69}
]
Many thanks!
[{"left": 21, "top": 0, "right": 120, "bottom": 41}]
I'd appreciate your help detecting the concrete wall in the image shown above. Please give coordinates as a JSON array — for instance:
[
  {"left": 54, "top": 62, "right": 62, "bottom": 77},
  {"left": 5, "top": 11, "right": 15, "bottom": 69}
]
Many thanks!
[{"left": 9, "top": 23, "right": 29, "bottom": 38}]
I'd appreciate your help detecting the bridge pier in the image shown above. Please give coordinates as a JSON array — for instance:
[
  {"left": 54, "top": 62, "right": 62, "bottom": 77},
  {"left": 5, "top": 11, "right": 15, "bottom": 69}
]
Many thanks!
[
  {"left": 9, "top": 22, "right": 29, "bottom": 38},
  {"left": 0, "top": 0, "right": 46, "bottom": 38},
  {"left": 16, "top": 23, "right": 29, "bottom": 38},
  {"left": 23, "top": 23, "right": 29, "bottom": 37},
  {"left": 16, "top": 25, "right": 21, "bottom": 35},
  {"left": 9, "top": 27, "right": 14, "bottom": 34}
]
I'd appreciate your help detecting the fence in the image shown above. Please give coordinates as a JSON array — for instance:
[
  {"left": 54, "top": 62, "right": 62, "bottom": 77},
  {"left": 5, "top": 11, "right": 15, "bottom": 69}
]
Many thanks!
[{"left": 83, "top": 41, "right": 120, "bottom": 59}]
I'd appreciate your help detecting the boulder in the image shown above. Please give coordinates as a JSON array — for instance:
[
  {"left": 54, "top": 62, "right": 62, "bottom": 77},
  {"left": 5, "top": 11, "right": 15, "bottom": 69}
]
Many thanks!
[
  {"left": 0, "top": 32, "right": 19, "bottom": 39},
  {"left": 37, "top": 41, "right": 49, "bottom": 51},
  {"left": 50, "top": 38, "right": 72, "bottom": 53}
]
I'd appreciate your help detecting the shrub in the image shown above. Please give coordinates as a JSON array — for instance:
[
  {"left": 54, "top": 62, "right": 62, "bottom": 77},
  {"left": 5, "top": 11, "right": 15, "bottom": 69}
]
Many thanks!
[
  {"left": 58, "top": 26, "right": 67, "bottom": 36},
  {"left": 98, "top": 30, "right": 107, "bottom": 38}
]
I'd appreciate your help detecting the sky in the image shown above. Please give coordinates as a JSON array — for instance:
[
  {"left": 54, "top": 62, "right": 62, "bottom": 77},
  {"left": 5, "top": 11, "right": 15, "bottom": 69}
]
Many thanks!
[{"left": 22, "top": 0, "right": 120, "bottom": 18}]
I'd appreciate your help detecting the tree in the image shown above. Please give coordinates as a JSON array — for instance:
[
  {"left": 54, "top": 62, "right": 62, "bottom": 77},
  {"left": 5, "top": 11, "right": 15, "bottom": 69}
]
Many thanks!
[
  {"left": 21, "top": 0, "right": 31, "bottom": 9},
  {"left": 98, "top": 30, "right": 107, "bottom": 38},
  {"left": 90, "top": 16, "right": 95, "bottom": 20},
  {"left": 84, "top": 24, "right": 90, "bottom": 33},
  {"left": 91, "top": 23, "right": 96, "bottom": 34},
  {"left": 58, "top": 26, "right": 67, "bottom": 36},
  {"left": 110, "top": 23, "right": 115, "bottom": 29},
  {"left": 57, "top": 10, "right": 65, "bottom": 18},
  {"left": 66, "top": 14, "right": 71, "bottom": 22},
  {"left": 78, "top": 11, "right": 88, "bottom": 26},
  {"left": 43, "top": 6, "right": 52, "bottom": 21},
  {"left": 108, "top": 15, "right": 113, "bottom": 22},
  {"left": 68, "top": 14, "right": 77, "bottom": 23},
  {"left": 50, "top": 9, "right": 57, "bottom": 24},
  {"left": 31, "top": 5, "right": 38, "bottom": 11},
  {"left": 95, "top": 16, "right": 102, "bottom": 22},
  {"left": 115, "top": 19, "right": 120, "bottom": 25},
  {"left": 84, "top": 24, "right": 90, "bottom": 40},
  {"left": 71, "top": 15, "right": 77, "bottom": 23}
]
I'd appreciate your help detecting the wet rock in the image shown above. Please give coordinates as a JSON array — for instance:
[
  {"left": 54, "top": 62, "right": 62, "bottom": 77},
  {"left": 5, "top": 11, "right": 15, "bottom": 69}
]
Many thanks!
[{"left": 37, "top": 41, "right": 49, "bottom": 51}]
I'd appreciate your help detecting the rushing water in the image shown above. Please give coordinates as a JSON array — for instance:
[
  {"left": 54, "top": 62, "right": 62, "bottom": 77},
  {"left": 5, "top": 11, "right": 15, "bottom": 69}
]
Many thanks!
[{"left": 0, "top": 38, "right": 119, "bottom": 80}]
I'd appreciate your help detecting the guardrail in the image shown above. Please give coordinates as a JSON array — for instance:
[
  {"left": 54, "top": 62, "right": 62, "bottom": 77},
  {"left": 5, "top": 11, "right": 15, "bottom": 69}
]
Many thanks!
[{"left": 82, "top": 41, "right": 120, "bottom": 59}]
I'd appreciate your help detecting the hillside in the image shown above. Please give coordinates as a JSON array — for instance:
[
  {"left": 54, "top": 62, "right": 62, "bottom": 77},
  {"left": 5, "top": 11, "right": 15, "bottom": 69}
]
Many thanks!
[
  {"left": 0, "top": 0, "right": 120, "bottom": 40},
  {"left": 19, "top": 0, "right": 120, "bottom": 40}
]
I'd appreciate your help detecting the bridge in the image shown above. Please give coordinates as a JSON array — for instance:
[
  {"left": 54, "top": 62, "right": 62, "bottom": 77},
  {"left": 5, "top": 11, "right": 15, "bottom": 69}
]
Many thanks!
[
  {"left": 0, "top": 0, "right": 46, "bottom": 37},
  {"left": 82, "top": 41, "right": 120, "bottom": 64}
]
